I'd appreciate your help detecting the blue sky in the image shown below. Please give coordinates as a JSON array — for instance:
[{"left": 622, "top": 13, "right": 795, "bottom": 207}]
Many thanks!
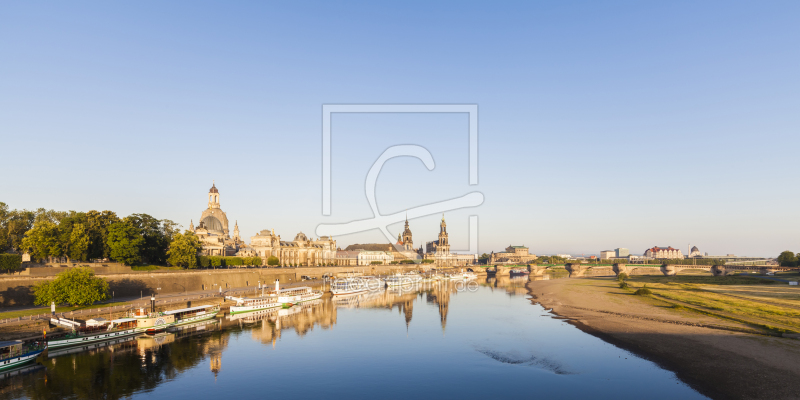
[{"left": 1, "top": 1, "right": 798, "bottom": 257}]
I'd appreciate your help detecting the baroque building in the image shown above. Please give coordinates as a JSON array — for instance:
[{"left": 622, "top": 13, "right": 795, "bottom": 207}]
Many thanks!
[
  {"left": 424, "top": 215, "right": 474, "bottom": 268},
  {"left": 191, "top": 183, "right": 243, "bottom": 256},
  {"left": 250, "top": 230, "right": 336, "bottom": 266},
  {"left": 489, "top": 245, "right": 537, "bottom": 264}
]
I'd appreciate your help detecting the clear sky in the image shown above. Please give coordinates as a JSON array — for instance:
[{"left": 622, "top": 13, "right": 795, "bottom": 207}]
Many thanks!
[{"left": 1, "top": 1, "right": 798, "bottom": 257}]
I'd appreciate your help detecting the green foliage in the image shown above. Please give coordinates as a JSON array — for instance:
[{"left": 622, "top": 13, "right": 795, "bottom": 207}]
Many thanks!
[
  {"left": 634, "top": 286, "right": 652, "bottom": 296},
  {"left": 0, "top": 253, "right": 23, "bottom": 273},
  {"left": 267, "top": 256, "right": 279, "bottom": 266},
  {"left": 370, "top": 260, "right": 383, "bottom": 265},
  {"left": 210, "top": 256, "right": 222, "bottom": 268},
  {"left": 33, "top": 267, "right": 109, "bottom": 306},
  {"left": 421, "top": 259, "right": 434, "bottom": 264},
  {"left": 68, "top": 223, "right": 90, "bottom": 261},
  {"left": 21, "top": 220, "right": 63, "bottom": 261},
  {"left": 225, "top": 257, "right": 243, "bottom": 266},
  {"left": 107, "top": 221, "right": 144, "bottom": 265},
  {"left": 85, "top": 210, "right": 120, "bottom": 260},
  {"left": 166, "top": 231, "right": 201, "bottom": 268},
  {"left": 198, "top": 256, "right": 211, "bottom": 268},
  {"left": 399, "top": 259, "right": 416, "bottom": 264},
  {"left": 0, "top": 206, "right": 35, "bottom": 253},
  {"left": 125, "top": 214, "right": 178, "bottom": 265},
  {"left": 247, "top": 256, "right": 263, "bottom": 266},
  {"left": 777, "top": 251, "right": 798, "bottom": 267},
  {"left": 617, "top": 273, "right": 629, "bottom": 281},
  {"left": 619, "top": 281, "right": 629, "bottom": 289}
]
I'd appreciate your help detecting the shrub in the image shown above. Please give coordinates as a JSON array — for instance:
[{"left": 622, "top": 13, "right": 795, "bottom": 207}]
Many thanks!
[
  {"left": 370, "top": 261, "right": 383, "bottom": 265},
  {"left": 617, "top": 273, "right": 628, "bottom": 281},
  {"left": 198, "top": 256, "right": 211, "bottom": 268},
  {"left": 634, "top": 285, "right": 652, "bottom": 296},
  {"left": 619, "top": 281, "right": 629, "bottom": 289},
  {"left": 0, "top": 254, "right": 23, "bottom": 273},
  {"left": 33, "top": 267, "right": 109, "bottom": 306},
  {"left": 210, "top": 256, "right": 222, "bottom": 268},
  {"left": 267, "top": 256, "right": 279, "bottom": 266}
]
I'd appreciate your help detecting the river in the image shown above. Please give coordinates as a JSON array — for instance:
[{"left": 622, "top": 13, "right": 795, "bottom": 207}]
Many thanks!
[{"left": 0, "top": 275, "right": 706, "bottom": 399}]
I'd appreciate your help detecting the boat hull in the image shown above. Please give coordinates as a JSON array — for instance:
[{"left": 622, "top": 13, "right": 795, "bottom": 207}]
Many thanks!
[
  {"left": 230, "top": 303, "right": 281, "bottom": 314},
  {"left": 0, "top": 348, "right": 45, "bottom": 371},
  {"left": 48, "top": 329, "right": 138, "bottom": 349},
  {"left": 173, "top": 310, "right": 219, "bottom": 326}
]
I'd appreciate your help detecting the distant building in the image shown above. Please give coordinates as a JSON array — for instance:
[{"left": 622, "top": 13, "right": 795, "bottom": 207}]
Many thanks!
[
  {"left": 689, "top": 246, "right": 701, "bottom": 257},
  {"left": 599, "top": 250, "right": 615, "bottom": 259},
  {"left": 490, "top": 245, "right": 537, "bottom": 265},
  {"left": 615, "top": 248, "right": 629, "bottom": 258},
  {"left": 358, "top": 250, "right": 393, "bottom": 266},
  {"left": 335, "top": 250, "right": 360, "bottom": 266},
  {"left": 191, "top": 183, "right": 243, "bottom": 256},
  {"left": 644, "top": 246, "right": 684, "bottom": 259}
]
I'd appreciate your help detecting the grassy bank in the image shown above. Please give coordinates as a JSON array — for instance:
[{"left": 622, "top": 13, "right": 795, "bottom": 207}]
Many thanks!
[{"left": 623, "top": 275, "right": 800, "bottom": 334}]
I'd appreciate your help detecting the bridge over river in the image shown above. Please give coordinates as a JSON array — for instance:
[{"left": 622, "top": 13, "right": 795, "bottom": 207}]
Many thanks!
[{"left": 485, "top": 263, "right": 798, "bottom": 278}]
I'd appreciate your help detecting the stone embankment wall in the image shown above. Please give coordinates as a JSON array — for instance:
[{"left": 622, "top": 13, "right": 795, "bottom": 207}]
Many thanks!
[{"left": 0, "top": 265, "right": 419, "bottom": 306}]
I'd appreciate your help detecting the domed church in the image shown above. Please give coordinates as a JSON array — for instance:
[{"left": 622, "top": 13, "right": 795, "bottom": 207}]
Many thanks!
[{"left": 190, "top": 182, "right": 243, "bottom": 256}]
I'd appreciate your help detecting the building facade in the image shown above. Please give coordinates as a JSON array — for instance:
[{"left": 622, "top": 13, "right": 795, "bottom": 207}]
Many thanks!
[
  {"left": 250, "top": 230, "right": 337, "bottom": 266},
  {"left": 489, "top": 245, "right": 537, "bottom": 264},
  {"left": 615, "top": 248, "right": 630, "bottom": 258},
  {"left": 358, "top": 250, "right": 394, "bottom": 266},
  {"left": 599, "top": 250, "right": 615, "bottom": 259},
  {"left": 644, "top": 246, "right": 684, "bottom": 259}
]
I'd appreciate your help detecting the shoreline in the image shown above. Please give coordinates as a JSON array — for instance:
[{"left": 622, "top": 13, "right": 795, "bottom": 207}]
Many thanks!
[{"left": 527, "top": 277, "right": 800, "bottom": 400}]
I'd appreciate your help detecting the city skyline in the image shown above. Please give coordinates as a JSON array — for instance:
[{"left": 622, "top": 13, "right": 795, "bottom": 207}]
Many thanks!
[{"left": 1, "top": 2, "right": 798, "bottom": 257}]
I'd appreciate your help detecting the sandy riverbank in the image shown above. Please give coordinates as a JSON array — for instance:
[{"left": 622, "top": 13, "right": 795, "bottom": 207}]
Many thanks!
[{"left": 527, "top": 277, "right": 800, "bottom": 400}]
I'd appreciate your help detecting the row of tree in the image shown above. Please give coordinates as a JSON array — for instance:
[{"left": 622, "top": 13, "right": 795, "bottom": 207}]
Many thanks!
[
  {"left": 777, "top": 251, "right": 800, "bottom": 267},
  {"left": 1, "top": 202, "right": 183, "bottom": 266}
]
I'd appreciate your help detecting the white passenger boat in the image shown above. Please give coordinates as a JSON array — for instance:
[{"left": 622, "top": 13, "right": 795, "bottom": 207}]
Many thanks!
[
  {"left": 0, "top": 341, "right": 46, "bottom": 371},
  {"left": 330, "top": 277, "right": 370, "bottom": 295},
  {"left": 385, "top": 273, "right": 422, "bottom": 286},
  {"left": 277, "top": 286, "right": 323, "bottom": 305},
  {"left": 47, "top": 318, "right": 139, "bottom": 349},
  {"left": 227, "top": 295, "right": 282, "bottom": 314},
  {"left": 165, "top": 304, "right": 220, "bottom": 326}
]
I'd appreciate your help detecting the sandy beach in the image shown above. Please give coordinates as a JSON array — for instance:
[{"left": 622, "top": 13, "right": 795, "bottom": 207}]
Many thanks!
[{"left": 527, "top": 277, "right": 800, "bottom": 400}]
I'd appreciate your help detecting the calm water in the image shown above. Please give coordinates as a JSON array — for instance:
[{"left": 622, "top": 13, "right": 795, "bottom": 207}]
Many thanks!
[{"left": 0, "top": 276, "right": 706, "bottom": 400}]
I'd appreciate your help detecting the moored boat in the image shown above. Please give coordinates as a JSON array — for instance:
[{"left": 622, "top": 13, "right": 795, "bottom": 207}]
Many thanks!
[
  {"left": 330, "top": 277, "right": 370, "bottom": 295},
  {"left": 133, "top": 308, "right": 176, "bottom": 334},
  {"left": 509, "top": 268, "right": 529, "bottom": 276},
  {"left": 385, "top": 273, "right": 422, "bottom": 286},
  {"left": 276, "top": 286, "right": 323, "bottom": 306},
  {"left": 47, "top": 318, "right": 139, "bottom": 349},
  {"left": 0, "top": 340, "right": 46, "bottom": 371},
  {"left": 165, "top": 304, "right": 220, "bottom": 326},
  {"left": 227, "top": 295, "right": 282, "bottom": 315}
]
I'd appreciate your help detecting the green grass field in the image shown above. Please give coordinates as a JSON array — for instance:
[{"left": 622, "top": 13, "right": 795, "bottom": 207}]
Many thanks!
[{"left": 625, "top": 275, "right": 800, "bottom": 334}]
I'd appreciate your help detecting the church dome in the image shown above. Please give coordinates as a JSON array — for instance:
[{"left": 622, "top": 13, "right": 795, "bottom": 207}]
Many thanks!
[
  {"left": 209, "top": 183, "right": 219, "bottom": 194},
  {"left": 294, "top": 232, "right": 308, "bottom": 242},
  {"left": 201, "top": 216, "right": 224, "bottom": 232},
  {"left": 691, "top": 246, "right": 699, "bottom": 252}
]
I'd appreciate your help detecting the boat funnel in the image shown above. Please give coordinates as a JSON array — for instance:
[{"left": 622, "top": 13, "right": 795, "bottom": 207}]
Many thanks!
[{"left": 275, "top": 279, "right": 280, "bottom": 292}]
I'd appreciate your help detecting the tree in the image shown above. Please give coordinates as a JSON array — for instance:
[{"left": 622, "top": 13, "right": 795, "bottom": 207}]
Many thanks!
[
  {"left": 107, "top": 221, "right": 144, "bottom": 265},
  {"left": 69, "top": 223, "right": 91, "bottom": 261},
  {"left": 0, "top": 254, "right": 22, "bottom": 273},
  {"left": 33, "top": 267, "right": 109, "bottom": 306},
  {"left": 267, "top": 256, "right": 280, "bottom": 266},
  {"left": 166, "top": 231, "right": 201, "bottom": 268},
  {"left": 21, "top": 220, "right": 63, "bottom": 262},
  {"left": 777, "top": 251, "right": 797, "bottom": 267},
  {"left": 126, "top": 214, "right": 177, "bottom": 265},
  {"left": 210, "top": 256, "right": 222, "bottom": 268},
  {"left": 85, "top": 210, "right": 120, "bottom": 260}
]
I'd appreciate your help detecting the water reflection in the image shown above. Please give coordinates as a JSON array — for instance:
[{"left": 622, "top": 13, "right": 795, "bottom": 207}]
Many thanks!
[{"left": 0, "top": 275, "right": 706, "bottom": 400}]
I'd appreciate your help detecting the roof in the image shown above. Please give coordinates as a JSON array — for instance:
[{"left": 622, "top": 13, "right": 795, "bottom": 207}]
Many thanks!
[
  {"left": 0, "top": 340, "right": 22, "bottom": 348},
  {"left": 509, "top": 246, "right": 528, "bottom": 249},
  {"left": 163, "top": 305, "right": 216, "bottom": 315},
  {"left": 209, "top": 183, "right": 219, "bottom": 193}
]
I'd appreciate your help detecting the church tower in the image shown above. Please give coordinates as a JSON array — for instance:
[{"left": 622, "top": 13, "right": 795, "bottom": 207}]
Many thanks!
[
  {"left": 208, "top": 182, "right": 220, "bottom": 209},
  {"left": 233, "top": 221, "right": 240, "bottom": 241},
  {"left": 401, "top": 214, "right": 413, "bottom": 250},
  {"left": 437, "top": 214, "right": 450, "bottom": 255}
]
